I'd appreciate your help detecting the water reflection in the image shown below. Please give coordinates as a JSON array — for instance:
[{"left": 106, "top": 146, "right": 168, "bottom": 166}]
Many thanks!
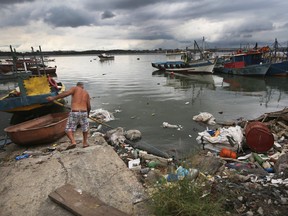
[
  {"left": 153, "top": 70, "right": 288, "bottom": 94},
  {"left": 152, "top": 70, "right": 288, "bottom": 109},
  {"left": 152, "top": 71, "right": 221, "bottom": 90},
  {"left": 0, "top": 80, "right": 18, "bottom": 97},
  {"left": 218, "top": 74, "right": 267, "bottom": 92}
]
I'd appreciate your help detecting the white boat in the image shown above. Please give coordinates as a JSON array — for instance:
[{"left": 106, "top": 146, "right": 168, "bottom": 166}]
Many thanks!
[
  {"left": 152, "top": 40, "right": 215, "bottom": 74},
  {"left": 98, "top": 53, "right": 115, "bottom": 60}
]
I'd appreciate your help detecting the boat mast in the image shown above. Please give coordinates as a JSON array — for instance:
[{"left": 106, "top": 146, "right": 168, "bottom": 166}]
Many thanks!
[
  {"left": 9, "top": 45, "right": 17, "bottom": 73},
  {"left": 194, "top": 40, "right": 204, "bottom": 59},
  {"left": 274, "top": 38, "right": 278, "bottom": 58},
  {"left": 39, "top": 46, "right": 46, "bottom": 75},
  {"left": 31, "top": 47, "right": 40, "bottom": 76}
]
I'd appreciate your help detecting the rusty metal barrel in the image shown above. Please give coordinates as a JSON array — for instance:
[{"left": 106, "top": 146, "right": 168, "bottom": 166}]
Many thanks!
[{"left": 245, "top": 121, "right": 274, "bottom": 153}]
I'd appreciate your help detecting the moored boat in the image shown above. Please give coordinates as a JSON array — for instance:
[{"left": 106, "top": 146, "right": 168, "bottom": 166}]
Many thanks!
[
  {"left": 29, "top": 65, "right": 57, "bottom": 75},
  {"left": 266, "top": 39, "right": 288, "bottom": 76},
  {"left": 152, "top": 59, "right": 215, "bottom": 73},
  {"left": 0, "top": 75, "right": 65, "bottom": 113},
  {"left": 4, "top": 112, "right": 69, "bottom": 146},
  {"left": 222, "top": 51, "right": 270, "bottom": 76},
  {"left": 98, "top": 53, "right": 115, "bottom": 60},
  {"left": 152, "top": 40, "right": 215, "bottom": 74},
  {"left": 267, "top": 61, "right": 288, "bottom": 76}
]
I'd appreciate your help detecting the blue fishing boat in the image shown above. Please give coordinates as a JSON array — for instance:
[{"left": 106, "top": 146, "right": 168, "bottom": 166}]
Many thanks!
[
  {"left": 267, "top": 61, "right": 288, "bottom": 76},
  {"left": 222, "top": 51, "right": 270, "bottom": 76},
  {"left": 266, "top": 39, "right": 288, "bottom": 76}
]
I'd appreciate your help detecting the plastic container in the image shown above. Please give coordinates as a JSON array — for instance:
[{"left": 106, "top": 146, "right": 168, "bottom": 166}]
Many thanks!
[
  {"left": 15, "top": 154, "right": 30, "bottom": 161},
  {"left": 245, "top": 121, "right": 274, "bottom": 153},
  {"left": 219, "top": 148, "right": 237, "bottom": 159}
]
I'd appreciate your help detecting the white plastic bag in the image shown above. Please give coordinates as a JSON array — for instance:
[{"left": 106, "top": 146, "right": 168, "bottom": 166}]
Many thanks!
[{"left": 192, "top": 112, "right": 216, "bottom": 125}]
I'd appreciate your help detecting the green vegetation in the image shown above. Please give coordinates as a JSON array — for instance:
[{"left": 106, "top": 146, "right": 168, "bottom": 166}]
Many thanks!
[{"left": 149, "top": 178, "right": 226, "bottom": 216}]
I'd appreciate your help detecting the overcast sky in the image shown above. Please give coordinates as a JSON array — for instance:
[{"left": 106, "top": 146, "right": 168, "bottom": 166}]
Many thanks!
[{"left": 0, "top": 0, "right": 287, "bottom": 52}]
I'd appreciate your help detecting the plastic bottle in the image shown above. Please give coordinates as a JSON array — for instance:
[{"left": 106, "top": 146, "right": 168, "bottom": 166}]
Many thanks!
[
  {"left": 148, "top": 161, "right": 158, "bottom": 168},
  {"left": 167, "top": 162, "right": 176, "bottom": 174},
  {"left": 15, "top": 154, "right": 30, "bottom": 161},
  {"left": 253, "top": 153, "right": 264, "bottom": 165}
]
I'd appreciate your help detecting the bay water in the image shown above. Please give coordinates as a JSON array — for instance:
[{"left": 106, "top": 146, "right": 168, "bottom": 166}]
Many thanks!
[{"left": 1, "top": 54, "right": 287, "bottom": 157}]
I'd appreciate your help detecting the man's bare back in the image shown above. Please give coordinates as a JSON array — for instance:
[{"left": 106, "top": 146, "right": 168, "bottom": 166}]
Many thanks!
[
  {"left": 47, "top": 82, "right": 91, "bottom": 113},
  {"left": 70, "top": 86, "right": 91, "bottom": 111}
]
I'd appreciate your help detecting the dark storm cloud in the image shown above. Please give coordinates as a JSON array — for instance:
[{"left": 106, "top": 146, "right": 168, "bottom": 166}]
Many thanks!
[
  {"left": 0, "top": 0, "right": 35, "bottom": 4},
  {"left": 101, "top": 10, "right": 116, "bottom": 19},
  {"left": 44, "top": 6, "right": 94, "bottom": 27},
  {"left": 0, "top": 0, "right": 287, "bottom": 50},
  {"left": 83, "top": 0, "right": 167, "bottom": 10}
]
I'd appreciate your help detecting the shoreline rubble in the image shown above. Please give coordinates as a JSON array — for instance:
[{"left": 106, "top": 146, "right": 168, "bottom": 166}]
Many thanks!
[{"left": 1, "top": 107, "right": 288, "bottom": 215}]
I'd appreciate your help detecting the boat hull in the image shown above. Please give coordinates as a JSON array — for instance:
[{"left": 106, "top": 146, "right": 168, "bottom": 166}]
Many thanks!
[
  {"left": 266, "top": 61, "right": 288, "bottom": 76},
  {"left": 152, "top": 60, "right": 214, "bottom": 74},
  {"left": 4, "top": 112, "right": 69, "bottom": 146},
  {"left": 222, "top": 63, "right": 270, "bottom": 76}
]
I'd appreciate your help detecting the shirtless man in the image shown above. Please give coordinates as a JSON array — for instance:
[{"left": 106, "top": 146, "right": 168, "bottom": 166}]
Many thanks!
[{"left": 47, "top": 82, "right": 91, "bottom": 149}]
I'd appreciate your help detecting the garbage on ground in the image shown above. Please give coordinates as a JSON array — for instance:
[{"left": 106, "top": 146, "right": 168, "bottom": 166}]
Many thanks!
[
  {"left": 192, "top": 112, "right": 216, "bottom": 125},
  {"left": 128, "top": 158, "right": 140, "bottom": 169},
  {"left": 196, "top": 125, "right": 243, "bottom": 152},
  {"left": 138, "top": 150, "right": 172, "bottom": 166},
  {"left": 162, "top": 122, "right": 182, "bottom": 130},
  {"left": 245, "top": 121, "right": 274, "bottom": 153},
  {"left": 15, "top": 154, "right": 30, "bottom": 161},
  {"left": 89, "top": 108, "right": 115, "bottom": 122},
  {"left": 125, "top": 129, "right": 142, "bottom": 141},
  {"left": 105, "top": 127, "right": 126, "bottom": 146}
]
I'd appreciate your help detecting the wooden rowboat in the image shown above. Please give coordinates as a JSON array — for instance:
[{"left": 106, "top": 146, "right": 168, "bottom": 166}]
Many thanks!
[{"left": 4, "top": 112, "right": 69, "bottom": 146}]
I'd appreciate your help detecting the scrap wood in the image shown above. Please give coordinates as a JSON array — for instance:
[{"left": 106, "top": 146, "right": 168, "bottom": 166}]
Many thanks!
[
  {"left": 254, "top": 108, "right": 288, "bottom": 122},
  {"left": 277, "top": 121, "right": 288, "bottom": 130},
  {"left": 49, "top": 183, "right": 129, "bottom": 216}
]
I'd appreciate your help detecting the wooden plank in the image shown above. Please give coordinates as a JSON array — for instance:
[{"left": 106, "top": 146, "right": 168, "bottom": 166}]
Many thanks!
[{"left": 48, "top": 184, "right": 129, "bottom": 216}]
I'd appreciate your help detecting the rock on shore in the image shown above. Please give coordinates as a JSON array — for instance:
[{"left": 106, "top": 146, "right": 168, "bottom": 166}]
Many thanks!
[{"left": 0, "top": 135, "right": 147, "bottom": 216}]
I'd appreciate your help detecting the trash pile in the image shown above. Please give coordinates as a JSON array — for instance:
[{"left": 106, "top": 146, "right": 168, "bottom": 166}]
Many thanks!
[
  {"left": 190, "top": 108, "right": 288, "bottom": 215},
  {"left": 193, "top": 109, "right": 288, "bottom": 176},
  {"left": 101, "top": 108, "right": 288, "bottom": 215}
]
